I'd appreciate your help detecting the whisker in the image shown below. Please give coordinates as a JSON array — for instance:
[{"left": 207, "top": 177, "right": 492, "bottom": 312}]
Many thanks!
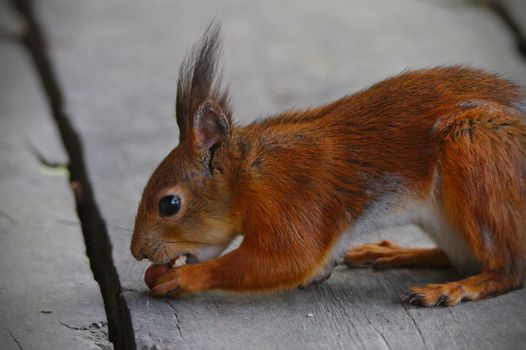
[
  {"left": 144, "top": 240, "right": 157, "bottom": 255},
  {"left": 152, "top": 242, "right": 162, "bottom": 261},
  {"left": 120, "top": 151, "right": 146, "bottom": 195},
  {"left": 138, "top": 235, "right": 154, "bottom": 243},
  {"left": 167, "top": 245, "right": 178, "bottom": 258},
  {"left": 162, "top": 239, "right": 222, "bottom": 246}
]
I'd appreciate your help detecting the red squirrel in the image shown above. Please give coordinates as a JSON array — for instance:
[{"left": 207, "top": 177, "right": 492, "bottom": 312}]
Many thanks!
[{"left": 131, "top": 23, "right": 526, "bottom": 306}]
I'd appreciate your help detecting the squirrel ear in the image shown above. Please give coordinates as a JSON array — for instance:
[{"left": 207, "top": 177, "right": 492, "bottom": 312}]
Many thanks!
[{"left": 193, "top": 101, "right": 231, "bottom": 149}]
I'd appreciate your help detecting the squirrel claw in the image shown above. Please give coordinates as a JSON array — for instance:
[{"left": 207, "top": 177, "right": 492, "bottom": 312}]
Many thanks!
[
  {"left": 400, "top": 290, "right": 427, "bottom": 306},
  {"left": 401, "top": 283, "right": 465, "bottom": 307},
  {"left": 436, "top": 294, "right": 449, "bottom": 306},
  {"left": 150, "top": 280, "right": 185, "bottom": 298},
  {"left": 150, "top": 269, "right": 184, "bottom": 298}
]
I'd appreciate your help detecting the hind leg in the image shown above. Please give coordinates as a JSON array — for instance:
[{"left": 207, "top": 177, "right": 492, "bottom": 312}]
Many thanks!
[
  {"left": 401, "top": 272, "right": 522, "bottom": 306},
  {"left": 403, "top": 107, "right": 526, "bottom": 306},
  {"left": 345, "top": 240, "right": 449, "bottom": 269}
]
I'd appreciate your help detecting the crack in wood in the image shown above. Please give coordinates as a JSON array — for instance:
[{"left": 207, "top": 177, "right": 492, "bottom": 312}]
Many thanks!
[
  {"left": 7, "top": 328, "right": 23, "bottom": 350},
  {"left": 58, "top": 321, "right": 112, "bottom": 350},
  {"left": 325, "top": 286, "right": 367, "bottom": 349},
  {"left": 387, "top": 270, "right": 431, "bottom": 349},
  {"left": 164, "top": 301, "right": 185, "bottom": 340},
  {"left": 206, "top": 294, "right": 222, "bottom": 316},
  {"left": 376, "top": 330, "right": 392, "bottom": 350},
  {"left": 59, "top": 321, "right": 108, "bottom": 331},
  {"left": 401, "top": 302, "right": 428, "bottom": 349},
  {"left": 363, "top": 309, "right": 392, "bottom": 350},
  {"left": 7, "top": 1, "right": 135, "bottom": 349},
  {"left": 0, "top": 210, "right": 16, "bottom": 224},
  {"left": 487, "top": 0, "right": 526, "bottom": 59},
  {"left": 26, "top": 141, "right": 68, "bottom": 170}
]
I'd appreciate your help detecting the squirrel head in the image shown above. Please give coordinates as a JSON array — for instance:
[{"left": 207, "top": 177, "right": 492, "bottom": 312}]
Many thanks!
[{"left": 131, "top": 22, "right": 239, "bottom": 264}]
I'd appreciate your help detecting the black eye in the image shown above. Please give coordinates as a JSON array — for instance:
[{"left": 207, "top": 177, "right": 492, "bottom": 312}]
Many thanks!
[{"left": 159, "top": 195, "right": 181, "bottom": 217}]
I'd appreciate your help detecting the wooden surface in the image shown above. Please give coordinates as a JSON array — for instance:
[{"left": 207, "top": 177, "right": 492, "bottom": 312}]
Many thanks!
[
  {"left": 2, "top": 0, "right": 526, "bottom": 349},
  {"left": 0, "top": 3, "right": 109, "bottom": 349}
]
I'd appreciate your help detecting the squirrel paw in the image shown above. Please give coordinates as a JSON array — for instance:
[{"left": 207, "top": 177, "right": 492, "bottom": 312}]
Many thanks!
[
  {"left": 401, "top": 283, "right": 466, "bottom": 307},
  {"left": 344, "top": 240, "right": 403, "bottom": 269},
  {"left": 402, "top": 272, "right": 522, "bottom": 307},
  {"left": 298, "top": 259, "right": 341, "bottom": 289},
  {"left": 298, "top": 271, "right": 332, "bottom": 289},
  {"left": 150, "top": 268, "right": 188, "bottom": 299}
]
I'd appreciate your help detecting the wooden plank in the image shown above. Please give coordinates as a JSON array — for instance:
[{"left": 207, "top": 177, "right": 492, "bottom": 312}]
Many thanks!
[
  {"left": 34, "top": 0, "right": 526, "bottom": 349},
  {"left": 0, "top": 4, "right": 109, "bottom": 349},
  {"left": 494, "top": 0, "right": 526, "bottom": 41}
]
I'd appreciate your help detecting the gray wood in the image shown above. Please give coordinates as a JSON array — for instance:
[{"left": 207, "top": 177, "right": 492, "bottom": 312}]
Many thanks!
[
  {"left": 34, "top": 0, "right": 526, "bottom": 349},
  {"left": 0, "top": 6, "right": 110, "bottom": 349},
  {"left": 497, "top": 0, "right": 526, "bottom": 39}
]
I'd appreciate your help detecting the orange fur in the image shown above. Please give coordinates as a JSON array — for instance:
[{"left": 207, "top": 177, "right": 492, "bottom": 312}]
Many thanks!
[
  {"left": 132, "top": 24, "right": 526, "bottom": 306},
  {"left": 345, "top": 240, "right": 449, "bottom": 269}
]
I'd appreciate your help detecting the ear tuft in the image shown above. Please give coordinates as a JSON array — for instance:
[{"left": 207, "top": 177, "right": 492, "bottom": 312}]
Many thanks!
[
  {"left": 176, "top": 21, "right": 232, "bottom": 143},
  {"left": 194, "top": 101, "right": 230, "bottom": 149}
]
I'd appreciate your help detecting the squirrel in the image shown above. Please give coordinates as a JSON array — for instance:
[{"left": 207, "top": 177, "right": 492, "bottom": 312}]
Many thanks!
[{"left": 130, "top": 22, "right": 526, "bottom": 306}]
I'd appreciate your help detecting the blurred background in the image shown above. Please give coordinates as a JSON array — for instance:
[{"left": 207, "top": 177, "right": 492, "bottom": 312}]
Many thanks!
[{"left": 1, "top": 1, "right": 526, "bottom": 349}]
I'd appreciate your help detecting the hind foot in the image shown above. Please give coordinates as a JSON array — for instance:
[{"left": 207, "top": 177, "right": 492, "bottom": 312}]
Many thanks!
[
  {"left": 344, "top": 240, "right": 448, "bottom": 269},
  {"left": 401, "top": 272, "right": 523, "bottom": 307}
]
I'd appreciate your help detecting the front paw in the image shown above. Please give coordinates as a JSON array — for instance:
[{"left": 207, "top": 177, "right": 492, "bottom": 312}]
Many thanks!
[
  {"left": 151, "top": 268, "right": 188, "bottom": 299},
  {"left": 299, "top": 259, "right": 340, "bottom": 289},
  {"left": 151, "top": 264, "right": 210, "bottom": 298},
  {"left": 299, "top": 272, "right": 332, "bottom": 289}
]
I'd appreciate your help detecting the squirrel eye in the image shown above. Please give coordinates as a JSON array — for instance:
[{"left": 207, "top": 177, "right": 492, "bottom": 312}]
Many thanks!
[{"left": 159, "top": 195, "right": 181, "bottom": 217}]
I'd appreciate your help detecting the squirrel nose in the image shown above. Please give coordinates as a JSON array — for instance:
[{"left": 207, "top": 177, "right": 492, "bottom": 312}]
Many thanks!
[
  {"left": 132, "top": 249, "right": 146, "bottom": 261},
  {"left": 130, "top": 239, "right": 146, "bottom": 261}
]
